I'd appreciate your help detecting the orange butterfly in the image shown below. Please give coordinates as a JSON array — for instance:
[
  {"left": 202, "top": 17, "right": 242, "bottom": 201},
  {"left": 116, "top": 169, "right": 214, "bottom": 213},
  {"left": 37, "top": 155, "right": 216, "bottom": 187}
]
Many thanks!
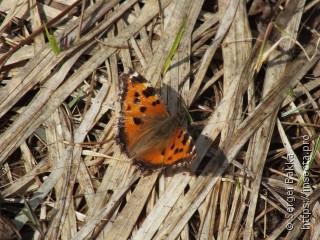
[{"left": 115, "top": 70, "right": 196, "bottom": 171}]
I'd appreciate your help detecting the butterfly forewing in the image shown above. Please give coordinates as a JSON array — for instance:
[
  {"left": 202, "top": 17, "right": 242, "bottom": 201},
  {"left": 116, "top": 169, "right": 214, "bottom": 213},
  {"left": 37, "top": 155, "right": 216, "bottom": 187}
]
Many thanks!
[
  {"left": 116, "top": 70, "right": 169, "bottom": 154},
  {"left": 121, "top": 71, "right": 169, "bottom": 118}
]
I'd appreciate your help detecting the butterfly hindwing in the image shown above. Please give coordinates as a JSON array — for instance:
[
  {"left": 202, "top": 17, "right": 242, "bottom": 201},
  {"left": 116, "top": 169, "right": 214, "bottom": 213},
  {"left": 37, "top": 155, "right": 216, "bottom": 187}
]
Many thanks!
[{"left": 162, "top": 127, "right": 196, "bottom": 166}]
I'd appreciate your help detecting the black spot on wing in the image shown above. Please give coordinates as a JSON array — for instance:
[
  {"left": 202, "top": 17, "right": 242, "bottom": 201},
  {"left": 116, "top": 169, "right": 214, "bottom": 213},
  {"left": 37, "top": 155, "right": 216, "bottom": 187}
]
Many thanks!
[
  {"left": 177, "top": 130, "right": 183, "bottom": 138},
  {"left": 126, "top": 105, "right": 131, "bottom": 111},
  {"left": 133, "top": 118, "right": 142, "bottom": 125},
  {"left": 152, "top": 100, "right": 161, "bottom": 106},
  {"left": 142, "top": 87, "right": 156, "bottom": 98},
  {"left": 140, "top": 106, "right": 147, "bottom": 112},
  {"left": 182, "top": 133, "right": 189, "bottom": 145},
  {"left": 134, "top": 97, "right": 140, "bottom": 104},
  {"left": 161, "top": 150, "right": 165, "bottom": 156},
  {"left": 174, "top": 148, "right": 179, "bottom": 154},
  {"left": 133, "top": 92, "right": 141, "bottom": 104},
  {"left": 170, "top": 144, "right": 175, "bottom": 150}
]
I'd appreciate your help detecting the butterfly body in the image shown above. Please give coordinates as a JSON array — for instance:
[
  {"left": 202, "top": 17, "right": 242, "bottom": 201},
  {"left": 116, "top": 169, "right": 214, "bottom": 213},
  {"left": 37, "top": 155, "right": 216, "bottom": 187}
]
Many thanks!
[{"left": 115, "top": 70, "right": 196, "bottom": 171}]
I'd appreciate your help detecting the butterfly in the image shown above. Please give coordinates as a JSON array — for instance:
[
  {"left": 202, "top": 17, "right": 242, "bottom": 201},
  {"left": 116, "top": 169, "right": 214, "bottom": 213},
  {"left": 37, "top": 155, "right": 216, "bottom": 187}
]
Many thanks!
[{"left": 115, "top": 69, "right": 196, "bottom": 171}]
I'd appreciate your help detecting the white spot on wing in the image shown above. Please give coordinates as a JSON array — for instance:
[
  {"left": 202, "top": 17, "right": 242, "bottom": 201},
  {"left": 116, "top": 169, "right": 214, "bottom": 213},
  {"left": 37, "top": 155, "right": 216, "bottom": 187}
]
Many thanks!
[{"left": 131, "top": 71, "right": 139, "bottom": 78}]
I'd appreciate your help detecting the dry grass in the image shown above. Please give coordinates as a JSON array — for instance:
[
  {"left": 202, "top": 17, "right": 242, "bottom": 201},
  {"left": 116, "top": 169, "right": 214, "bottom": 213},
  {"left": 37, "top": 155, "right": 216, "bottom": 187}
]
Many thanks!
[{"left": 1, "top": 0, "right": 320, "bottom": 239}]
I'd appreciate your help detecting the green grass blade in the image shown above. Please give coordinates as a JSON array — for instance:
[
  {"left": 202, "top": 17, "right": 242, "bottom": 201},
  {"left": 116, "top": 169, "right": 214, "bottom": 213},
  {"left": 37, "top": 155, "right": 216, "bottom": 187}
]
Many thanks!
[
  {"left": 44, "top": 24, "right": 61, "bottom": 55},
  {"left": 280, "top": 102, "right": 310, "bottom": 118},
  {"left": 181, "top": 103, "right": 194, "bottom": 124},
  {"left": 162, "top": 19, "right": 187, "bottom": 76},
  {"left": 21, "top": 195, "right": 45, "bottom": 237},
  {"left": 68, "top": 88, "right": 84, "bottom": 109},
  {"left": 297, "top": 135, "right": 320, "bottom": 187}
]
